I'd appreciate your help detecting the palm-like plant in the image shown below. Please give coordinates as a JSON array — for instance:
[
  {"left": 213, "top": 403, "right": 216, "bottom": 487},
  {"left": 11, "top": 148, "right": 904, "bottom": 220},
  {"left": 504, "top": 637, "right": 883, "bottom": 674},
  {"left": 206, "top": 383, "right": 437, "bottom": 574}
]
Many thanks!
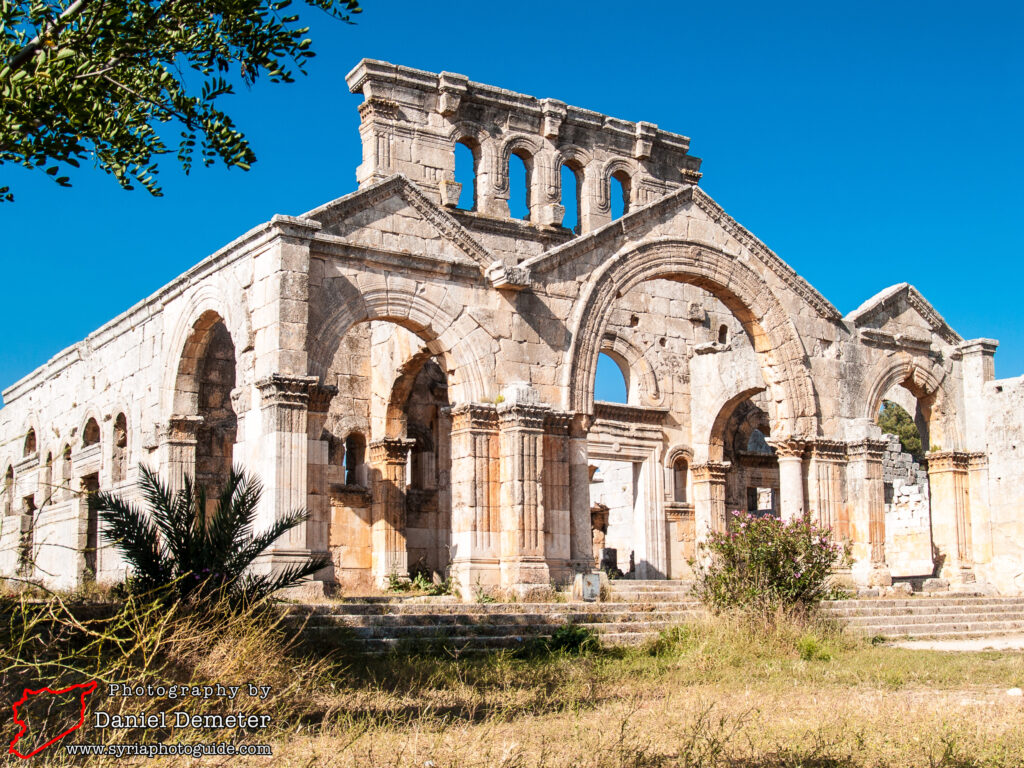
[{"left": 90, "top": 465, "right": 330, "bottom": 605}]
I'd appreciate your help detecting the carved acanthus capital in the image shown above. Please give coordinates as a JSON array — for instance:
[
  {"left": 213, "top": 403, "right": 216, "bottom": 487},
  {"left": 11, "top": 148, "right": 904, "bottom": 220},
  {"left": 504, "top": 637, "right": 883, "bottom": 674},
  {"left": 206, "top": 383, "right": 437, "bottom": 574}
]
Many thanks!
[
  {"left": 161, "top": 415, "right": 203, "bottom": 444},
  {"left": 847, "top": 438, "right": 888, "bottom": 462},
  {"left": 369, "top": 438, "right": 416, "bottom": 465},
  {"left": 768, "top": 438, "right": 806, "bottom": 460},
  {"left": 691, "top": 461, "right": 731, "bottom": 484},
  {"left": 497, "top": 402, "right": 550, "bottom": 431},
  {"left": 927, "top": 450, "right": 972, "bottom": 472},
  {"left": 543, "top": 411, "right": 573, "bottom": 436},
  {"left": 808, "top": 439, "right": 848, "bottom": 462},
  {"left": 256, "top": 374, "right": 320, "bottom": 409},
  {"left": 307, "top": 383, "right": 339, "bottom": 415},
  {"left": 358, "top": 96, "right": 399, "bottom": 120},
  {"left": 449, "top": 403, "right": 499, "bottom": 433}
]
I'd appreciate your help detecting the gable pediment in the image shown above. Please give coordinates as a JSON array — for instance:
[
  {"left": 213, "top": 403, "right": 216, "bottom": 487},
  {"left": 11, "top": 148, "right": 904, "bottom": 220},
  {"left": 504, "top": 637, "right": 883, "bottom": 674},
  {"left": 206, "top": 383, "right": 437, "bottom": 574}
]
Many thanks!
[
  {"left": 845, "top": 283, "right": 962, "bottom": 347},
  {"left": 301, "top": 175, "right": 494, "bottom": 270}
]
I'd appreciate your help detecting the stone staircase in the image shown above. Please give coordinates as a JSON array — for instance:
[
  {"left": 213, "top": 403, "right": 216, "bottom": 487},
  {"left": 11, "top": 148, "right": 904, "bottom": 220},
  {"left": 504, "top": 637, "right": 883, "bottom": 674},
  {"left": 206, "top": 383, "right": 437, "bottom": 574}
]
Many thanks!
[
  {"left": 822, "top": 595, "right": 1024, "bottom": 639},
  {"left": 288, "top": 581, "right": 1024, "bottom": 654}
]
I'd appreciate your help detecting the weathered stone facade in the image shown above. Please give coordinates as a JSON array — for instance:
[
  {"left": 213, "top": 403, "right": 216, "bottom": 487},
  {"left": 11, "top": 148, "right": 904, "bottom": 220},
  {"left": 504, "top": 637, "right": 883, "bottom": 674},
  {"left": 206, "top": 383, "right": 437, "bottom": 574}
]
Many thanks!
[{"left": 2, "top": 60, "right": 1023, "bottom": 595}]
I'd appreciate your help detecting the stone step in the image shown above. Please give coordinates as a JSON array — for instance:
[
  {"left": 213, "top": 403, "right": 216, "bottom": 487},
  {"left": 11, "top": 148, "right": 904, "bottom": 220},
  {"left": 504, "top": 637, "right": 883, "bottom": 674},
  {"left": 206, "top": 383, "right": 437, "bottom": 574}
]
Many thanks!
[
  {"left": 302, "top": 609, "right": 700, "bottom": 630},
  {"left": 843, "top": 611, "right": 1024, "bottom": 627},
  {"left": 824, "top": 597, "right": 1024, "bottom": 609},
  {"left": 833, "top": 607, "right": 1024, "bottom": 622},
  {"left": 848, "top": 619, "right": 1024, "bottom": 637}
]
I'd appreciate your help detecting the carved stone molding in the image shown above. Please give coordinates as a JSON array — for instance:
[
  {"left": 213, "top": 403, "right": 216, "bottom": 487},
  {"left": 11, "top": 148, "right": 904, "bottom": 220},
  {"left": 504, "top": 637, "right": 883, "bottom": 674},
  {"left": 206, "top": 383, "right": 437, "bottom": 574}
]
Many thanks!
[
  {"left": 543, "top": 411, "right": 573, "bottom": 436},
  {"left": 307, "top": 383, "right": 339, "bottom": 415},
  {"left": 847, "top": 438, "right": 888, "bottom": 462},
  {"left": 256, "top": 374, "right": 320, "bottom": 409},
  {"left": 691, "top": 461, "right": 731, "bottom": 484},
  {"left": 449, "top": 403, "right": 499, "bottom": 433},
  {"left": 497, "top": 402, "right": 550, "bottom": 431},
  {"left": 161, "top": 415, "right": 203, "bottom": 444},
  {"left": 807, "top": 439, "right": 848, "bottom": 462},
  {"left": 768, "top": 438, "right": 806, "bottom": 460},
  {"left": 927, "top": 450, "right": 972, "bottom": 472},
  {"left": 370, "top": 438, "right": 416, "bottom": 465},
  {"left": 486, "top": 261, "right": 532, "bottom": 291}
]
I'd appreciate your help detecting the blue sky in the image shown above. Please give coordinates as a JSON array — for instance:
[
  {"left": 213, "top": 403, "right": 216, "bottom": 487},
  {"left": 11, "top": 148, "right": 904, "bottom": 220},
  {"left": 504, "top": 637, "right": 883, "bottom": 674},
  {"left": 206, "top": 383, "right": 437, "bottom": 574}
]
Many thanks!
[{"left": 1, "top": 1, "right": 1021, "bottom": 406}]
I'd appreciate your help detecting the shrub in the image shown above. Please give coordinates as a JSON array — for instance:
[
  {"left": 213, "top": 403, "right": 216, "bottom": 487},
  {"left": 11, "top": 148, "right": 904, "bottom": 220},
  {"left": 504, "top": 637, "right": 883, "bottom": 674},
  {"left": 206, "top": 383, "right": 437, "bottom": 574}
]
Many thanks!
[
  {"left": 693, "top": 510, "right": 848, "bottom": 615},
  {"left": 545, "top": 623, "right": 600, "bottom": 655},
  {"left": 90, "top": 465, "right": 330, "bottom": 607}
]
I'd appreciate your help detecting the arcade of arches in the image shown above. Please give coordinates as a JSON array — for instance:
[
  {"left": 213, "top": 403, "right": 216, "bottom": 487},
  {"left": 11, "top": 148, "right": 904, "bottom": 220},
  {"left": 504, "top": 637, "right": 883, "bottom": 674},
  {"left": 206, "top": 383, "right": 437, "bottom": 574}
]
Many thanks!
[{"left": 4, "top": 60, "right": 1024, "bottom": 597}]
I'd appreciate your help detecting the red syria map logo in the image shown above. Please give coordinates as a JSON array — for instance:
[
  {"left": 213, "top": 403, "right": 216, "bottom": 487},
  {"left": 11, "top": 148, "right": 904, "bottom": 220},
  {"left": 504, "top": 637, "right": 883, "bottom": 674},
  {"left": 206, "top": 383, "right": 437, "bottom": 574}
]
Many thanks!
[{"left": 8, "top": 680, "right": 98, "bottom": 758}]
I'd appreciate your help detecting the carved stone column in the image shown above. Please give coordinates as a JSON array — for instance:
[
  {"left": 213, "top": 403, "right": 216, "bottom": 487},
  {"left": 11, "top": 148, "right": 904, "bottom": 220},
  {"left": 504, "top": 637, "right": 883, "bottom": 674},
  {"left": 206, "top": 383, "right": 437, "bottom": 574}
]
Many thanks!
[
  {"left": 255, "top": 375, "right": 326, "bottom": 584},
  {"left": 158, "top": 415, "right": 203, "bottom": 491},
  {"left": 968, "top": 452, "right": 992, "bottom": 570},
  {"left": 542, "top": 412, "right": 572, "bottom": 583},
  {"left": 497, "top": 393, "right": 551, "bottom": 591},
  {"left": 306, "top": 383, "right": 338, "bottom": 555},
  {"left": 806, "top": 440, "right": 848, "bottom": 538},
  {"left": 771, "top": 439, "right": 806, "bottom": 521},
  {"left": 448, "top": 403, "right": 500, "bottom": 595},
  {"left": 692, "top": 461, "right": 730, "bottom": 544},
  {"left": 568, "top": 413, "right": 595, "bottom": 574},
  {"left": 847, "top": 438, "right": 891, "bottom": 587},
  {"left": 928, "top": 451, "right": 975, "bottom": 584},
  {"left": 369, "top": 437, "right": 415, "bottom": 585}
]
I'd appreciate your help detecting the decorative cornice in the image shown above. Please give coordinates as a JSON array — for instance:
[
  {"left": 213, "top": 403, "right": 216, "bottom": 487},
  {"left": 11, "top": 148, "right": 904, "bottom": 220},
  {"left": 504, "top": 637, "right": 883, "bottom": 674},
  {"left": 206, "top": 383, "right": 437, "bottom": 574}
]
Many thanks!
[
  {"left": 593, "top": 402, "right": 669, "bottom": 426},
  {"left": 665, "top": 501, "right": 695, "bottom": 521}
]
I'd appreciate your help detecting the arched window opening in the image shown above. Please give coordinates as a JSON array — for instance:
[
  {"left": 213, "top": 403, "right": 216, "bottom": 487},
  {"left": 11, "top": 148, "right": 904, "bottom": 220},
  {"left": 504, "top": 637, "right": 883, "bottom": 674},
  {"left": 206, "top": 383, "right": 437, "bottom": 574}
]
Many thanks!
[
  {"left": 60, "top": 445, "right": 72, "bottom": 499},
  {"left": 112, "top": 413, "right": 128, "bottom": 484},
  {"left": 877, "top": 400, "right": 925, "bottom": 460},
  {"left": 23, "top": 429, "right": 36, "bottom": 457},
  {"left": 595, "top": 352, "right": 629, "bottom": 403},
  {"left": 82, "top": 418, "right": 100, "bottom": 447},
  {"left": 42, "top": 453, "right": 53, "bottom": 507},
  {"left": 673, "top": 457, "right": 689, "bottom": 503},
  {"left": 453, "top": 140, "right": 477, "bottom": 210},
  {"left": 560, "top": 163, "right": 581, "bottom": 233},
  {"left": 345, "top": 432, "right": 367, "bottom": 487},
  {"left": 746, "top": 428, "right": 771, "bottom": 454},
  {"left": 718, "top": 325, "right": 729, "bottom": 345},
  {"left": 508, "top": 151, "right": 531, "bottom": 221},
  {"left": 610, "top": 171, "right": 631, "bottom": 219},
  {"left": 3, "top": 466, "right": 12, "bottom": 516}
]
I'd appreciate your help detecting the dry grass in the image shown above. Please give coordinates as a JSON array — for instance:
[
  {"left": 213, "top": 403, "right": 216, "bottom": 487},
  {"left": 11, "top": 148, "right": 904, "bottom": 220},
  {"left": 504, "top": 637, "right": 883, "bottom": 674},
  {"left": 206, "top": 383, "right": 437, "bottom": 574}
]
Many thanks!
[{"left": 3, "top": 599, "right": 1024, "bottom": 767}]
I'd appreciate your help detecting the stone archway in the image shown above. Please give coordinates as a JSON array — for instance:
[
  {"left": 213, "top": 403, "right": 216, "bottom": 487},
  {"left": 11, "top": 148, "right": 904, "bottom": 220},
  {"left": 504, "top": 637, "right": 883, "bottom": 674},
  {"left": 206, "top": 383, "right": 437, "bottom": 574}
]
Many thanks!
[{"left": 565, "top": 240, "right": 819, "bottom": 441}]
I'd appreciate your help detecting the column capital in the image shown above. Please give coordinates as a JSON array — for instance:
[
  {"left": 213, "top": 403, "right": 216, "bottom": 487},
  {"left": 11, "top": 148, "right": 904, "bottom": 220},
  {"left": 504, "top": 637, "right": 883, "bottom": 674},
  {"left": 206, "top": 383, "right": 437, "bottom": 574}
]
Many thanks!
[
  {"left": 968, "top": 451, "right": 988, "bottom": 469},
  {"left": 847, "top": 438, "right": 887, "bottom": 461},
  {"left": 807, "top": 439, "right": 848, "bottom": 462},
  {"left": 927, "top": 450, "right": 972, "bottom": 472},
  {"left": 370, "top": 438, "right": 416, "bottom": 464},
  {"left": 449, "top": 402, "right": 499, "bottom": 432},
  {"left": 543, "top": 411, "right": 573, "bottom": 436},
  {"left": 691, "top": 461, "right": 731, "bottom": 483},
  {"left": 307, "top": 383, "right": 339, "bottom": 415},
  {"left": 768, "top": 438, "right": 806, "bottom": 459},
  {"left": 256, "top": 374, "right": 320, "bottom": 408},
  {"left": 497, "top": 401, "right": 550, "bottom": 430},
  {"left": 160, "top": 415, "right": 203, "bottom": 443}
]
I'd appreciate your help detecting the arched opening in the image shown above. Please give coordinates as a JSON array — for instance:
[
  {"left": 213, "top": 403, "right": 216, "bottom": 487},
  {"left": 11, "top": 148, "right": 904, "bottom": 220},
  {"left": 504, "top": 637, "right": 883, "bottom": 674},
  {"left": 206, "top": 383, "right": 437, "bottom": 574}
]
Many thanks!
[
  {"left": 174, "top": 311, "right": 238, "bottom": 496},
  {"left": 344, "top": 433, "right": 367, "bottom": 487},
  {"left": 3, "top": 465, "right": 12, "bottom": 516},
  {"left": 595, "top": 352, "right": 628, "bottom": 403},
  {"left": 718, "top": 325, "right": 729, "bottom": 345},
  {"left": 560, "top": 162, "right": 582, "bottom": 233},
  {"left": 82, "top": 418, "right": 100, "bottom": 447},
  {"left": 42, "top": 452, "right": 52, "bottom": 507},
  {"left": 673, "top": 457, "right": 688, "bottom": 503},
  {"left": 508, "top": 151, "right": 531, "bottom": 220},
  {"left": 454, "top": 140, "right": 477, "bottom": 211},
  {"left": 713, "top": 392, "right": 780, "bottom": 520},
  {"left": 59, "top": 445, "right": 72, "bottom": 500},
  {"left": 23, "top": 429, "right": 36, "bottom": 456},
  {"left": 112, "top": 413, "right": 128, "bottom": 484},
  {"left": 875, "top": 389, "right": 933, "bottom": 578},
  {"left": 610, "top": 170, "right": 631, "bottom": 219}
]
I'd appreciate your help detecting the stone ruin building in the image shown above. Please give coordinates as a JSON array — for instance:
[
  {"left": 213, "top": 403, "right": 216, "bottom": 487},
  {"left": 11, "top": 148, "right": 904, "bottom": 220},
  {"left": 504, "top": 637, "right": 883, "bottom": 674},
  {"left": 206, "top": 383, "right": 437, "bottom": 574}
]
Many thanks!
[{"left": 4, "top": 59, "right": 1024, "bottom": 597}]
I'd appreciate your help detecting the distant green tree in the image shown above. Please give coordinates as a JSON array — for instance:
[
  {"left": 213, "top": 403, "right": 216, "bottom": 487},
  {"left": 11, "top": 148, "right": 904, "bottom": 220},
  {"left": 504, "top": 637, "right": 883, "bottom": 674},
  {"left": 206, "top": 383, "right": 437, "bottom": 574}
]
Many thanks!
[
  {"left": 877, "top": 400, "right": 923, "bottom": 459},
  {"left": 1, "top": 0, "right": 362, "bottom": 201}
]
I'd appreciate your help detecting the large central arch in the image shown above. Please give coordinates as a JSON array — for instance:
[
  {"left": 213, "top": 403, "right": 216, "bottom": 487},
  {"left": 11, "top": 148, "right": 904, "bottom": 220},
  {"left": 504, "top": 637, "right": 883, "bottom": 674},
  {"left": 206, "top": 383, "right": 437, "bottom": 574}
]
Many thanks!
[{"left": 565, "top": 239, "right": 819, "bottom": 439}]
